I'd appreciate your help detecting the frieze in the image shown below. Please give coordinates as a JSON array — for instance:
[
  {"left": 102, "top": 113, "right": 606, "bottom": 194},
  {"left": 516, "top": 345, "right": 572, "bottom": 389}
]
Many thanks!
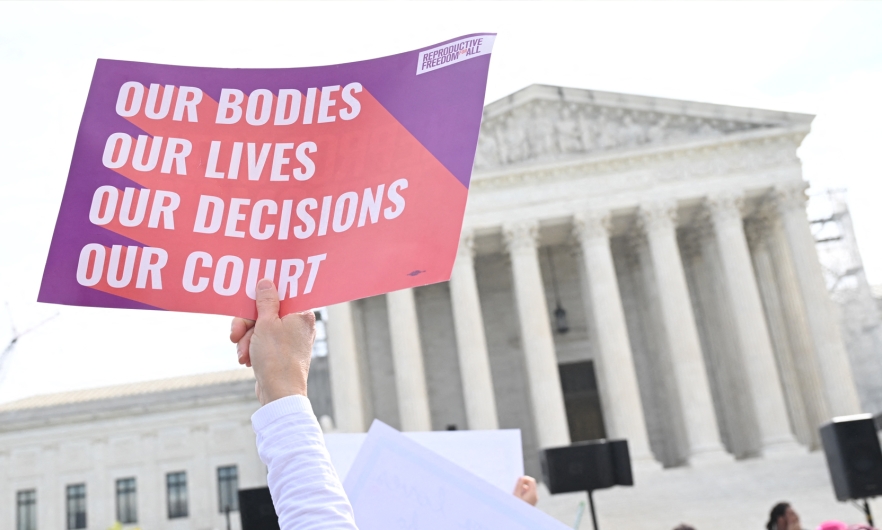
[
  {"left": 475, "top": 98, "right": 774, "bottom": 171},
  {"left": 471, "top": 132, "right": 804, "bottom": 193}
]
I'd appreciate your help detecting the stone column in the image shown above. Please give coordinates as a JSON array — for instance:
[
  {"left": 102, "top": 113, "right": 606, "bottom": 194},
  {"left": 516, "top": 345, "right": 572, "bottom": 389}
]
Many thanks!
[
  {"left": 774, "top": 183, "right": 861, "bottom": 417},
  {"left": 503, "top": 220, "right": 570, "bottom": 447},
  {"left": 682, "top": 226, "right": 756, "bottom": 457},
  {"left": 638, "top": 201, "right": 729, "bottom": 463},
  {"left": 574, "top": 212, "right": 655, "bottom": 464},
  {"left": 706, "top": 193, "right": 800, "bottom": 454},
  {"left": 326, "top": 302, "right": 367, "bottom": 433},
  {"left": 449, "top": 230, "right": 499, "bottom": 430},
  {"left": 745, "top": 217, "right": 810, "bottom": 446},
  {"left": 386, "top": 288, "right": 433, "bottom": 431},
  {"left": 764, "top": 207, "right": 830, "bottom": 442}
]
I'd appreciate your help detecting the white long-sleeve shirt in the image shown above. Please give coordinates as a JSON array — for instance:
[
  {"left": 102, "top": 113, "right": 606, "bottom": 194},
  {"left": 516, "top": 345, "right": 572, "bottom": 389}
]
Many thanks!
[{"left": 251, "top": 395, "right": 359, "bottom": 530}]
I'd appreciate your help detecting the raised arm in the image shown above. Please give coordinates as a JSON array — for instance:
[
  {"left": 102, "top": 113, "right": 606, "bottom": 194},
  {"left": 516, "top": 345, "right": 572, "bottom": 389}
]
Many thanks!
[{"left": 231, "top": 278, "right": 358, "bottom": 530}]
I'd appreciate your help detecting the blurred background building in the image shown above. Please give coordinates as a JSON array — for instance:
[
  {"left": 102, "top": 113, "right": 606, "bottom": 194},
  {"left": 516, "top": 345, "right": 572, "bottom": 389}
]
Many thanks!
[{"left": 3, "top": 85, "right": 881, "bottom": 530}]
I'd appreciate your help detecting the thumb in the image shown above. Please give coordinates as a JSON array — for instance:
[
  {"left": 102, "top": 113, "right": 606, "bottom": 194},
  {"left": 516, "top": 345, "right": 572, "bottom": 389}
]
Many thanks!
[{"left": 255, "top": 279, "right": 280, "bottom": 321}]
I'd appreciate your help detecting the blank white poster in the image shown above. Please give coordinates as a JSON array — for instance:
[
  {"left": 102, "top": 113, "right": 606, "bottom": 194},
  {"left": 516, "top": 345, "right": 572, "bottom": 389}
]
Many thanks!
[
  {"left": 324, "top": 427, "right": 523, "bottom": 493},
  {"left": 343, "top": 420, "right": 571, "bottom": 530}
]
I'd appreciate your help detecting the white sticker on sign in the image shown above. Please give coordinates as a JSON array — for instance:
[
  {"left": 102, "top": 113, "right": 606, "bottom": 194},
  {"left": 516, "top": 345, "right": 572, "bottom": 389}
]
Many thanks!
[{"left": 416, "top": 34, "right": 496, "bottom": 75}]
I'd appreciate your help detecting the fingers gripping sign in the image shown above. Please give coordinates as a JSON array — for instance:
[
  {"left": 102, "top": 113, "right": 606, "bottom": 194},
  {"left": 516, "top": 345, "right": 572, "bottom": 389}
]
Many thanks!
[
  {"left": 230, "top": 278, "right": 316, "bottom": 405},
  {"left": 513, "top": 476, "right": 538, "bottom": 507},
  {"left": 230, "top": 317, "right": 255, "bottom": 366}
]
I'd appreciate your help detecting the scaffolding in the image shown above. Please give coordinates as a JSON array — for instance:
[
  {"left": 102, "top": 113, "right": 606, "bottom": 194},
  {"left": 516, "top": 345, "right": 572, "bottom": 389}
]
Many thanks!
[{"left": 808, "top": 189, "right": 882, "bottom": 413}]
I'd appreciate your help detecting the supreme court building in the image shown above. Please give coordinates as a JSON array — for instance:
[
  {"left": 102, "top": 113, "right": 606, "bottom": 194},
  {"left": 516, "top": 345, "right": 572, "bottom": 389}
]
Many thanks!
[
  {"left": 1, "top": 84, "right": 875, "bottom": 530},
  {"left": 319, "top": 84, "right": 864, "bottom": 472}
]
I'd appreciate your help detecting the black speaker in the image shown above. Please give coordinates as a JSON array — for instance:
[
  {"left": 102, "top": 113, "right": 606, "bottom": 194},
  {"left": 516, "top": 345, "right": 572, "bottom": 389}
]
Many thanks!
[
  {"left": 608, "top": 439, "right": 633, "bottom": 486},
  {"left": 238, "top": 487, "right": 279, "bottom": 530},
  {"left": 820, "top": 414, "right": 882, "bottom": 501},
  {"left": 540, "top": 439, "right": 633, "bottom": 494}
]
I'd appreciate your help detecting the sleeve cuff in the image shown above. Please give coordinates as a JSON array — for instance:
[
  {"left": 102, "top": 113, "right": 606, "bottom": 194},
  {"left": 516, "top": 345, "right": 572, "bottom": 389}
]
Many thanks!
[{"left": 251, "top": 394, "right": 315, "bottom": 432}]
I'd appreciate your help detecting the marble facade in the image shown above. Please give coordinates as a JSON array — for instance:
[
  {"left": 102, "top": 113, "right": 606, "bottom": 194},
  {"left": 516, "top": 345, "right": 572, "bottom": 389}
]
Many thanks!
[{"left": 325, "top": 85, "right": 862, "bottom": 472}]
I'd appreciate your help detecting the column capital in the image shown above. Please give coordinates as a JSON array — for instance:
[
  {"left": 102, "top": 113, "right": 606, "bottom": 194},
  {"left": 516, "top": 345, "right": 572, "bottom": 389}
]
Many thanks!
[
  {"left": 773, "top": 181, "right": 810, "bottom": 214},
  {"left": 743, "top": 216, "right": 771, "bottom": 247},
  {"left": 705, "top": 192, "right": 745, "bottom": 224},
  {"left": 458, "top": 229, "right": 476, "bottom": 258},
  {"left": 677, "top": 227, "right": 705, "bottom": 258},
  {"left": 744, "top": 196, "right": 783, "bottom": 245},
  {"left": 622, "top": 227, "right": 647, "bottom": 256},
  {"left": 503, "top": 220, "right": 539, "bottom": 253},
  {"left": 754, "top": 195, "right": 780, "bottom": 222},
  {"left": 573, "top": 211, "right": 612, "bottom": 242},
  {"left": 638, "top": 200, "right": 678, "bottom": 233}
]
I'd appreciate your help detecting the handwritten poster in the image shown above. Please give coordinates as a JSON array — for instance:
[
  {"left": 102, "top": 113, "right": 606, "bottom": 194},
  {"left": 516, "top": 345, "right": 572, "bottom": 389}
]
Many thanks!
[{"left": 39, "top": 34, "right": 495, "bottom": 318}]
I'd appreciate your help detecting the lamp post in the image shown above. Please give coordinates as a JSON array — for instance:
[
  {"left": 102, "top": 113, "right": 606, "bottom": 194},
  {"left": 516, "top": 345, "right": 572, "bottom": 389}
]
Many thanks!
[{"left": 545, "top": 247, "right": 569, "bottom": 334}]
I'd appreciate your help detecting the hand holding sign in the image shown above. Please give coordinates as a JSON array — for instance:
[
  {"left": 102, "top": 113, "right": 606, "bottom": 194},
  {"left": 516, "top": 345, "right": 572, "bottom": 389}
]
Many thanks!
[
  {"left": 40, "top": 35, "right": 495, "bottom": 318},
  {"left": 230, "top": 278, "right": 315, "bottom": 405}
]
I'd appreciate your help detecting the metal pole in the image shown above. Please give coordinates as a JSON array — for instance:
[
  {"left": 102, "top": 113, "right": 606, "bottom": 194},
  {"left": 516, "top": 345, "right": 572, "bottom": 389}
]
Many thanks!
[
  {"left": 588, "top": 490, "right": 599, "bottom": 530},
  {"left": 225, "top": 504, "right": 232, "bottom": 530},
  {"left": 864, "top": 499, "right": 874, "bottom": 527}
]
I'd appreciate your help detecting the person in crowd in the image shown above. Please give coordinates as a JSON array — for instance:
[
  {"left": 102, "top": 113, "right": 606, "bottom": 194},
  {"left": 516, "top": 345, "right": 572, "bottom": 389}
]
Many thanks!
[
  {"left": 672, "top": 525, "right": 696, "bottom": 530},
  {"left": 231, "top": 279, "right": 358, "bottom": 529},
  {"left": 767, "top": 502, "right": 803, "bottom": 530}
]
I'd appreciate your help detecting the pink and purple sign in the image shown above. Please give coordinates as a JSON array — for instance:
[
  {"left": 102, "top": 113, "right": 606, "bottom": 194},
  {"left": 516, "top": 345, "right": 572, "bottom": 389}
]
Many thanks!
[{"left": 39, "top": 34, "right": 494, "bottom": 319}]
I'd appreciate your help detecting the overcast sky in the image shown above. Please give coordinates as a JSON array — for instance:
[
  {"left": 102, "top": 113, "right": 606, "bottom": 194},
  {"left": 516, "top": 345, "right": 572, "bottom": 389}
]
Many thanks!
[{"left": 1, "top": 1, "right": 880, "bottom": 404}]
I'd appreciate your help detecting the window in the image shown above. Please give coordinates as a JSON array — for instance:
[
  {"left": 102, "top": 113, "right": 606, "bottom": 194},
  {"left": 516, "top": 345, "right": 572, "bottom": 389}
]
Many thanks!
[
  {"left": 115, "top": 477, "right": 137, "bottom": 524},
  {"left": 166, "top": 471, "right": 188, "bottom": 519},
  {"left": 217, "top": 465, "right": 239, "bottom": 512},
  {"left": 16, "top": 489, "right": 36, "bottom": 530},
  {"left": 66, "top": 484, "right": 87, "bottom": 529}
]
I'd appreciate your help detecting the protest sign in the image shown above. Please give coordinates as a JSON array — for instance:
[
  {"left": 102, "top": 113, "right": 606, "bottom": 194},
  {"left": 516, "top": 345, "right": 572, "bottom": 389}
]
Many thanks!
[
  {"left": 39, "top": 34, "right": 495, "bottom": 318},
  {"left": 324, "top": 428, "right": 524, "bottom": 492},
  {"left": 344, "top": 420, "right": 572, "bottom": 530}
]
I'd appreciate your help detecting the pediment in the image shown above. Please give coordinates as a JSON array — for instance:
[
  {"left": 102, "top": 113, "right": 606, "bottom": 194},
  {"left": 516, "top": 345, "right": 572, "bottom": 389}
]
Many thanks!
[{"left": 474, "top": 85, "right": 812, "bottom": 172}]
